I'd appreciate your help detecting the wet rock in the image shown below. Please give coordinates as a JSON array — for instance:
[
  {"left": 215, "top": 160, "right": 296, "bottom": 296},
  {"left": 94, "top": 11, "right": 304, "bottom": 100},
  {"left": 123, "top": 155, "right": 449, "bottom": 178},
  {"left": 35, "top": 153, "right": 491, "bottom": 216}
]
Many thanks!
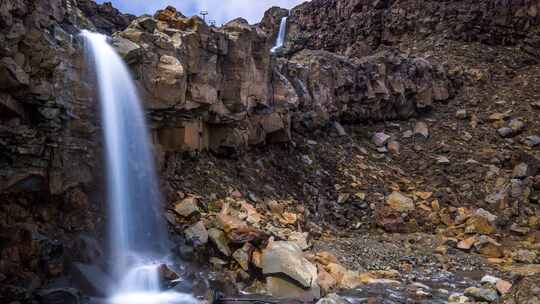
[
  {"left": 386, "top": 191, "right": 414, "bottom": 212},
  {"left": 316, "top": 293, "right": 349, "bottom": 304},
  {"left": 372, "top": 132, "right": 390, "bottom": 147},
  {"left": 184, "top": 221, "right": 208, "bottom": 246},
  {"left": 158, "top": 264, "right": 179, "bottom": 281},
  {"left": 414, "top": 122, "right": 429, "bottom": 139},
  {"left": 464, "top": 287, "right": 499, "bottom": 302},
  {"left": 174, "top": 197, "right": 199, "bottom": 217},
  {"left": 266, "top": 276, "right": 320, "bottom": 301},
  {"left": 37, "top": 288, "right": 81, "bottom": 304},
  {"left": 71, "top": 263, "right": 114, "bottom": 297},
  {"left": 261, "top": 241, "right": 317, "bottom": 288},
  {"left": 111, "top": 35, "right": 141, "bottom": 63},
  {"left": 208, "top": 228, "right": 231, "bottom": 256}
]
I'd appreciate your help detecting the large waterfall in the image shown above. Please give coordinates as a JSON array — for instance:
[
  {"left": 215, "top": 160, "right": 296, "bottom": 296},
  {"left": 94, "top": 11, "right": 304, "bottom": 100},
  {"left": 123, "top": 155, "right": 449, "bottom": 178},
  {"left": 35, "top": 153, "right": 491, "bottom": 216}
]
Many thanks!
[
  {"left": 81, "top": 31, "right": 197, "bottom": 304},
  {"left": 270, "top": 16, "right": 288, "bottom": 53}
]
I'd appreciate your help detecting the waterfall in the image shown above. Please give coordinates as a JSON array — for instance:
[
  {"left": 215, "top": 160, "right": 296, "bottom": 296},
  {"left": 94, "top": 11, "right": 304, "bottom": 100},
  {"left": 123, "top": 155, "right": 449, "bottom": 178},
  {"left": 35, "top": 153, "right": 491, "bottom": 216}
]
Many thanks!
[
  {"left": 270, "top": 16, "right": 288, "bottom": 53},
  {"left": 81, "top": 30, "right": 197, "bottom": 304}
]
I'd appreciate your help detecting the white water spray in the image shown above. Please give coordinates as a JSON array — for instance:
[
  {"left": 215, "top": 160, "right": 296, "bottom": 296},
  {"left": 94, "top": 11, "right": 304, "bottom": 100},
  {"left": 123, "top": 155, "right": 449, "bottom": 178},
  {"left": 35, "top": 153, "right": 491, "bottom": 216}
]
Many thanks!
[
  {"left": 81, "top": 30, "right": 197, "bottom": 304},
  {"left": 271, "top": 15, "right": 288, "bottom": 53}
]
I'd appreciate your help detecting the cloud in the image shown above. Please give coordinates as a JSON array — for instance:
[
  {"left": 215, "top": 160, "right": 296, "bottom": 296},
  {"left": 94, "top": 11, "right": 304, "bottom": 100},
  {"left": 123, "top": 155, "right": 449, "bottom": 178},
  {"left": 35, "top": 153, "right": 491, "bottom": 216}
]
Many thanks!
[{"left": 98, "top": 0, "right": 307, "bottom": 25}]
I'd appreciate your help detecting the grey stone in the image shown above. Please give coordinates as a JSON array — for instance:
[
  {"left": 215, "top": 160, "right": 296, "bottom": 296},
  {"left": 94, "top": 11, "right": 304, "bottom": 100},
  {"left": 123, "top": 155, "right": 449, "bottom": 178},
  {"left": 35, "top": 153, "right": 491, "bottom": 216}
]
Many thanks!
[
  {"left": 497, "top": 127, "right": 514, "bottom": 138},
  {"left": 524, "top": 135, "right": 540, "bottom": 147},
  {"left": 261, "top": 241, "right": 317, "bottom": 288},
  {"left": 464, "top": 287, "right": 499, "bottom": 302},
  {"left": 372, "top": 132, "right": 391, "bottom": 147},
  {"left": 184, "top": 221, "right": 208, "bottom": 246},
  {"left": 316, "top": 294, "right": 350, "bottom": 304}
]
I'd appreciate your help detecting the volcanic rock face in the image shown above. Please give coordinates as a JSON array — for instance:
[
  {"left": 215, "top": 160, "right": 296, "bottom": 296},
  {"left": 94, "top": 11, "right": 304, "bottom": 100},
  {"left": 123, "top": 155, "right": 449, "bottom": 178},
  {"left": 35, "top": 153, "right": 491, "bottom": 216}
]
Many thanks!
[
  {"left": 288, "top": 0, "right": 540, "bottom": 58},
  {"left": 111, "top": 8, "right": 452, "bottom": 153}
]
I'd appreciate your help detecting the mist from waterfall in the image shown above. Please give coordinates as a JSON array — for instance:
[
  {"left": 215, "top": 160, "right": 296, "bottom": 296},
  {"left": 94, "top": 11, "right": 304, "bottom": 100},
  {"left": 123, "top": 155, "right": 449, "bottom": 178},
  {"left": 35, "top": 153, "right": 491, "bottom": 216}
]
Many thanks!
[
  {"left": 81, "top": 30, "right": 197, "bottom": 304},
  {"left": 271, "top": 15, "right": 288, "bottom": 53}
]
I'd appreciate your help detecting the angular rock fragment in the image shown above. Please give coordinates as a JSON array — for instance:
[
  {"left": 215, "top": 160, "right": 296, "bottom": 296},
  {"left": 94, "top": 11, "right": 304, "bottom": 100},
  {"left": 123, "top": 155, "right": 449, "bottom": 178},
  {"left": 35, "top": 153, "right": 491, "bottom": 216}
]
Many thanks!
[
  {"left": 261, "top": 241, "right": 317, "bottom": 288},
  {"left": 386, "top": 191, "right": 414, "bottom": 212}
]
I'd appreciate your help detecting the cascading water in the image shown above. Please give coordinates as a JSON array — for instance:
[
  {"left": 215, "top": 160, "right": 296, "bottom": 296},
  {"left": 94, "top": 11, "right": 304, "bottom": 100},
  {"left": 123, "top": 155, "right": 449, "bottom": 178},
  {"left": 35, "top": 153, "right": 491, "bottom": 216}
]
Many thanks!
[
  {"left": 270, "top": 15, "right": 288, "bottom": 53},
  {"left": 81, "top": 30, "right": 197, "bottom": 304}
]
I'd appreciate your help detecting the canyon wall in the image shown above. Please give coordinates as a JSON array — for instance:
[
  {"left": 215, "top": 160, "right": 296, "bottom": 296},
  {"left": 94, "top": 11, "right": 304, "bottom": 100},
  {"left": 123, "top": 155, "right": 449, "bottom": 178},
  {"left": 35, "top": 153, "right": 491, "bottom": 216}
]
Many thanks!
[{"left": 8, "top": 0, "right": 540, "bottom": 300}]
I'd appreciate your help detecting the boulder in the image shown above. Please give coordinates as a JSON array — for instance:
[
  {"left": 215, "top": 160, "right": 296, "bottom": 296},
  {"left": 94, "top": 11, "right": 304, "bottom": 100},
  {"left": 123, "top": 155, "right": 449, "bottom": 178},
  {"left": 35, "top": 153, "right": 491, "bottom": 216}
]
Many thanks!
[
  {"left": 184, "top": 221, "right": 208, "bottom": 246},
  {"left": 386, "top": 191, "right": 414, "bottom": 212},
  {"left": 261, "top": 241, "right": 317, "bottom": 288},
  {"left": 174, "top": 197, "right": 199, "bottom": 217}
]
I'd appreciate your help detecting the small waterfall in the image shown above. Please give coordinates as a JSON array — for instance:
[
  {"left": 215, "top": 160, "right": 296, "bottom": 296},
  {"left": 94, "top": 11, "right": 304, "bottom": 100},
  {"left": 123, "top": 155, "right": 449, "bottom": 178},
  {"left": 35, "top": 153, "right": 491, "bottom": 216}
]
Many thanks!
[
  {"left": 270, "top": 16, "right": 288, "bottom": 53},
  {"left": 81, "top": 30, "right": 197, "bottom": 304}
]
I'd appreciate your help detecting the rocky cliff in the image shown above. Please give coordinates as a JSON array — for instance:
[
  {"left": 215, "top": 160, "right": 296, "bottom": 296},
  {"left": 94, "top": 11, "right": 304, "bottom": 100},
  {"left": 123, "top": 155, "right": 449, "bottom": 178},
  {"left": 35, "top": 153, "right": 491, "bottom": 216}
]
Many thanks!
[
  {"left": 288, "top": 0, "right": 540, "bottom": 58},
  {"left": 1, "top": 0, "right": 540, "bottom": 303},
  {"left": 111, "top": 5, "right": 452, "bottom": 156}
]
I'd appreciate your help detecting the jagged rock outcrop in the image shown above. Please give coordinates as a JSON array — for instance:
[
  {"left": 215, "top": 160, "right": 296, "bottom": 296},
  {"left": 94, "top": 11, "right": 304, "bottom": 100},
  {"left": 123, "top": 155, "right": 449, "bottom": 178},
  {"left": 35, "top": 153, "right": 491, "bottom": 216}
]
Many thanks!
[
  {"left": 111, "top": 7, "right": 452, "bottom": 154},
  {"left": 277, "top": 49, "right": 451, "bottom": 129}
]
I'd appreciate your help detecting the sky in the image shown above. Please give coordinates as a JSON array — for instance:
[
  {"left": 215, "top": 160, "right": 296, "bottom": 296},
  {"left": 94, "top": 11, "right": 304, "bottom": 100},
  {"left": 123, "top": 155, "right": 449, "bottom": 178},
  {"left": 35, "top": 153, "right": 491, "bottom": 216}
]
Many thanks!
[{"left": 97, "top": 0, "right": 307, "bottom": 25}]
